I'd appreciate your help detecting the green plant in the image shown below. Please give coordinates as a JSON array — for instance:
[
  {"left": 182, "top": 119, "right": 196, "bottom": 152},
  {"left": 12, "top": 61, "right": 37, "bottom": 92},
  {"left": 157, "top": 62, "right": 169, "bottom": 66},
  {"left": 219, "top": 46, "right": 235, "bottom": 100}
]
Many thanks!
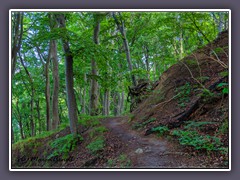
[
  {"left": 218, "top": 120, "right": 228, "bottom": 134},
  {"left": 217, "top": 82, "right": 229, "bottom": 94},
  {"left": 172, "top": 130, "right": 222, "bottom": 151},
  {"left": 86, "top": 136, "right": 105, "bottom": 154},
  {"left": 152, "top": 125, "right": 169, "bottom": 137},
  {"left": 78, "top": 115, "right": 103, "bottom": 127},
  {"left": 89, "top": 126, "right": 107, "bottom": 138},
  {"left": 47, "top": 134, "right": 83, "bottom": 160},
  {"left": 132, "top": 117, "right": 156, "bottom": 130},
  {"left": 118, "top": 154, "right": 131, "bottom": 168},
  {"left": 184, "top": 121, "right": 217, "bottom": 130},
  {"left": 175, "top": 82, "right": 192, "bottom": 108},
  {"left": 219, "top": 71, "right": 228, "bottom": 77},
  {"left": 107, "top": 159, "right": 115, "bottom": 167}
]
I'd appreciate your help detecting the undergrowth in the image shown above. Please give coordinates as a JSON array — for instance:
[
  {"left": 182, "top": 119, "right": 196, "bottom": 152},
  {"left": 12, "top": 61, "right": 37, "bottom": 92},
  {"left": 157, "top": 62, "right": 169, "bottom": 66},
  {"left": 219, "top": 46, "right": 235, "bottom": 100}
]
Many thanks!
[
  {"left": 86, "top": 136, "right": 105, "bottom": 154},
  {"left": 47, "top": 134, "right": 83, "bottom": 160}
]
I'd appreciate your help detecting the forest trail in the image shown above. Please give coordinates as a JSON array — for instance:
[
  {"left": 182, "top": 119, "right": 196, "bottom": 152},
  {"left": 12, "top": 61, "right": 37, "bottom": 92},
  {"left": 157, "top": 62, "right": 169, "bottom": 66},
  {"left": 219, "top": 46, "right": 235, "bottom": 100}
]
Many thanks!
[{"left": 101, "top": 116, "right": 202, "bottom": 168}]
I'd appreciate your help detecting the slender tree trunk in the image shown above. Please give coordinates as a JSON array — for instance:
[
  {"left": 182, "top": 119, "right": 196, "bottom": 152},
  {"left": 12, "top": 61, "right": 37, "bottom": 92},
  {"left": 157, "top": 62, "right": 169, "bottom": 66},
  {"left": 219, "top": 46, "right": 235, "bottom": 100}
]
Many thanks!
[
  {"left": 51, "top": 38, "right": 60, "bottom": 130},
  {"left": 90, "top": 15, "right": 100, "bottom": 116},
  {"left": 16, "top": 101, "right": 25, "bottom": 139},
  {"left": 19, "top": 54, "right": 35, "bottom": 137},
  {"left": 36, "top": 98, "right": 41, "bottom": 134},
  {"left": 144, "top": 44, "right": 150, "bottom": 80},
  {"left": 180, "top": 31, "right": 184, "bottom": 59},
  {"left": 120, "top": 91, "right": 124, "bottom": 114},
  {"left": 103, "top": 89, "right": 110, "bottom": 115},
  {"left": 58, "top": 14, "right": 78, "bottom": 135},
  {"left": 45, "top": 56, "right": 51, "bottom": 131},
  {"left": 36, "top": 46, "right": 51, "bottom": 131},
  {"left": 112, "top": 12, "right": 137, "bottom": 86},
  {"left": 11, "top": 12, "right": 23, "bottom": 76},
  {"left": 81, "top": 74, "right": 86, "bottom": 114}
]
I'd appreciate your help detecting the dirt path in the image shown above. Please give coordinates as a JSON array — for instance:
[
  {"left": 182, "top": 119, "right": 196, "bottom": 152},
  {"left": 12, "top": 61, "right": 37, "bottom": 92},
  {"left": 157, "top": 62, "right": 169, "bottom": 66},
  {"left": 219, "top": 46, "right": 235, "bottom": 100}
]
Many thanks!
[{"left": 101, "top": 116, "right": 204, "bottom": 168}]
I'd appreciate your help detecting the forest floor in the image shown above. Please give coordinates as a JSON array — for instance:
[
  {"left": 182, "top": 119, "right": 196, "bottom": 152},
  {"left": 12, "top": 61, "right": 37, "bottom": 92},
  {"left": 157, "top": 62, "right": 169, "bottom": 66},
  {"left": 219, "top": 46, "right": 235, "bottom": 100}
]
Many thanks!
[{"left": 100, "top": 116, "right": 227, "bottom": 169}]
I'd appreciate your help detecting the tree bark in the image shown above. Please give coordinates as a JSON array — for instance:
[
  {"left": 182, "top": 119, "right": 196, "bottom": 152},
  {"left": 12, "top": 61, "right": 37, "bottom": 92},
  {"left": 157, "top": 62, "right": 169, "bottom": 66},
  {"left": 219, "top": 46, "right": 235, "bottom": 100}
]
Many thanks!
[
  {"left": 120, "top": 91, "right": 125, "bottom": 114},
  {"left": 81, "top": 74, "right": 86, "bottom": 114},
  {"left": 36, "top": 98, "right": 42, "bottom": 134},
  {"left": 11, "top": 12, "right": 23, "bottom": 76},
  {"left": 57, "top": 14, "right": 78, "bottom": 135},
  {"left": 90, "top": 15, "right": 100, "bottom": 116},
  {"left": 50, "top": 15, "right": 60, "bottom": 130},
  {"left": 16, "top": 100, "right": 25, "bottom": 139}
]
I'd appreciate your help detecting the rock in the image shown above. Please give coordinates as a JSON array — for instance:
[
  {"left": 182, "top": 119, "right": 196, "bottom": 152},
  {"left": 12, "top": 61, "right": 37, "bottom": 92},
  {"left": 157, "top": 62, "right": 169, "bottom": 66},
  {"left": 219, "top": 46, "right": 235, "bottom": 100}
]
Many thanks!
[{"left": 135, "top": 148, "right": 144, "bottom": 154}]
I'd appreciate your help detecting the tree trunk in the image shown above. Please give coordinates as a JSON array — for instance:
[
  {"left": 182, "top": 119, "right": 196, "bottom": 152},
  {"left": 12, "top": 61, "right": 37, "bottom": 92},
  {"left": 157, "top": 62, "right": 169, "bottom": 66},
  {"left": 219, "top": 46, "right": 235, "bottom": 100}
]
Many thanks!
[
  {"left": 11, "top": 12, "right": 23, "bottom": 76},
  {"left": 58, "top": 14, "right": 78, "bottom": 135},
  {"left": 16, "top": 101, "right": 25, "bottom": 139},
  {"left": 112, "top": 12, "right": 137, "bottom": 86},
  {"left": 36, "top": 98, "right": 42, "bottom": 134},
  {"left": 120, "top": 91, "right": 124, "bottom": 114},
  {"left": 81, "top": 74, "right": 86, "bottom": 114},
  {"left": 90, "top": 15, "right": 100, "bottom": 116},
  {"left": 36, "top": 46, "right": 51, "bottom": 131},
  {"left": 19, "top": 54, "right": 35, "bottom": 137},
  {"left": 51, "top": 35, "right": 60, "bottom": 130},
  {"left": 144, "top": 44, "right": 150, "bottom": 80},
  {"left": 103, "top": 89, "right": 110, "bottom": 115}
]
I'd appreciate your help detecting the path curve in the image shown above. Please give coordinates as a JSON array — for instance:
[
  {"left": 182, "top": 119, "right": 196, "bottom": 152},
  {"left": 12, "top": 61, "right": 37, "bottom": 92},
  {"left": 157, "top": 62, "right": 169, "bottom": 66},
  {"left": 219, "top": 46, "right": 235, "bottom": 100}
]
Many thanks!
[{"left": 101, "top": 116, "right": 202, "bottom": 168}]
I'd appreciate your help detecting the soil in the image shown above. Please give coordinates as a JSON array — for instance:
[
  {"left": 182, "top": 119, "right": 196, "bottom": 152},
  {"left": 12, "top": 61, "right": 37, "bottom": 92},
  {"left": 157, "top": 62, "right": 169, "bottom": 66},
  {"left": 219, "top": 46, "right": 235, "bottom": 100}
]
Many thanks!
[{"left": 100, "top": 116, "right": 226, "bottom": 169}]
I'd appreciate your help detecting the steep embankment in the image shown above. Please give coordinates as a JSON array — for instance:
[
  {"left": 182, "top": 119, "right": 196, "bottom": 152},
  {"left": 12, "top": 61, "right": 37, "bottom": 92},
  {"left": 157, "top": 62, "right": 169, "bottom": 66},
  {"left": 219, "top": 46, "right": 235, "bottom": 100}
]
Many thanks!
[{"left": 129, "top": 30, "right": 229, "bottom": 167}]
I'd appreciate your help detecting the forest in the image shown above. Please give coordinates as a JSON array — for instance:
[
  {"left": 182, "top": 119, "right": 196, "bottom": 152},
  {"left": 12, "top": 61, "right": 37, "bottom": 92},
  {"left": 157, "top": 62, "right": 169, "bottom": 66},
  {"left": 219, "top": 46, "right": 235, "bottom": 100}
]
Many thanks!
[{"left": 11, "top": 11, "right": 229, "bottom": 169}]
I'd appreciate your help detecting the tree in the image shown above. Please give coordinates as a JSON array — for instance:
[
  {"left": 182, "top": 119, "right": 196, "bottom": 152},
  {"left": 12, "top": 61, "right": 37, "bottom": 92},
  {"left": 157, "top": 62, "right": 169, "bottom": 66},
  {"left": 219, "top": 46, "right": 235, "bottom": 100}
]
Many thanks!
[
  {"left": 112, "top": 12, "right": 137, "bottom": 86},
  {"left": 50, "top": 14, "right": 60, "bottom": 130},
  {"left": 57, "top": 13, "right": 78, "bottom": 135},
  {"left": 90, "top": 14, "right": 101, "bottom": 116}
]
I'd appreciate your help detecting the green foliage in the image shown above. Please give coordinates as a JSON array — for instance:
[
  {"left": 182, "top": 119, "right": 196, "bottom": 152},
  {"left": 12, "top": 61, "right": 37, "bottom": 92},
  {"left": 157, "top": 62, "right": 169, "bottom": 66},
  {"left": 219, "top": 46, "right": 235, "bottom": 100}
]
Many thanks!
[
  {"left": 217, "top": 82, "right": 229, "bottom": 94},
  {"left": 196, "top": 76, "right": 210, "bottom": 83},
  {"left": 78, "top": 115, "right": 102, "bottom": 127},
  {"left": 198, "top": 88, "right": 215, "bottom": 101},
  {"left": 152, "top": 125, "right": 169, "bottom": 137},
  {"left": 211, "top": 47, "right": 226, "bottom": 55},
  {"left": 175, "top": 82, "right": 192, "bottom": 108},
  {"left": 107, "top": 154, "right": 131, "bottom": 168},
  {"left": 86, "top": 136, "right": 105, "bottom": 154},
  {"left": 89, "top": 126, "right": 107, "bottom": 138},
  {"left": 132, "top": 117, "right": 156, "bottom": 130},
  {"left": 218, "top": 120, "right": 228, "bottom": 134},
  {"left": 47, "top": 134, "right": 83, "bottom": 160},
  {"left": 219, "top": 71, "right": 228, "bottom": 77},
  {"left": 172, "top": 130, "right": 222, "bottom": 151},
  {"left": 184, "top": 121, "right": 217, "bottom": 130}
]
